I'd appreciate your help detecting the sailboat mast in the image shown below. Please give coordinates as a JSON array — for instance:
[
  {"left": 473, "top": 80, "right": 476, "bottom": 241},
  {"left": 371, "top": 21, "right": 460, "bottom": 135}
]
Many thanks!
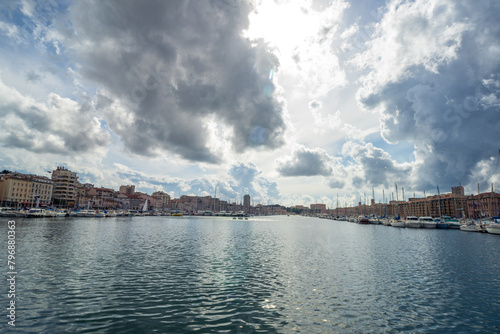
[
  {"left": 402, "top": 187, "right": 405, "bottom": 218},
  {"left": 437, "top": 185, "right": 442, "bottom": 218},
  {"left": 424, "top": 190, "right": 427, "bottom": 216}
]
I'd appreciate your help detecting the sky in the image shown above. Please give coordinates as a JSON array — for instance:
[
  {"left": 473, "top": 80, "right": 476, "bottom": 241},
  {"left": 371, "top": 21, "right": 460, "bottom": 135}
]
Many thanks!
[{"left": 0, "top": 0, "right": 499, "bottom": 208}]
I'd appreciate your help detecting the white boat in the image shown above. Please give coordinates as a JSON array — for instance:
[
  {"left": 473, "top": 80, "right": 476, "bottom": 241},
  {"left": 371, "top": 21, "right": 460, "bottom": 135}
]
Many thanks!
[
  {"left": 232, "top": 211, "right": 248, "bottom": 217},
  {"left": 460, "top": 221, "right": 484, "bottom": 232},
  {"left": 105, "top": 210, "right": 117, "bottom": 217},
  {"left": 380, "top": 218, "right": 392, "bottom": 226},
  {"left": 14, "top": 210, "right": 27, "bottom": 217},
  {"left": 75, "top": 209, "right": 96, "bottom": 217},
  {"left": 1, "top": 209, "right": 17, "bottom": 217},
  {"left": 391, "top": 219, "right": 405, "bottom": 228},
  {"left": 44, "top": 210, "right": 56, "bottom": 217},
  {"left": 485, "top": 224, "right": 500, "bottom": 235},
  {"left": 95, "top": 211, "right": 106, "bottom": 217},
  {"left": 405, "top": 216, "right": 422, "bottom": 228},
  {"left": 419, "top": 216, "right": 437, "bottom": 228},
  {"left": 141, "top": 199, "right": 148, "bottom": 214},
  {"left": 26, "top": 208, "right": 45, "bottom": 218}
]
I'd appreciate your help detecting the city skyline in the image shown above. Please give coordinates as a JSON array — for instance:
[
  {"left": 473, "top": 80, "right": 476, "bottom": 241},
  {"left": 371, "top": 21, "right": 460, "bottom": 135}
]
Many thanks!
[
  {"left": 0, "top": 0, "right": 499, "bottom": 207},
  {"left": 2, "top": 166, "right": 498, "bottom": 216}
]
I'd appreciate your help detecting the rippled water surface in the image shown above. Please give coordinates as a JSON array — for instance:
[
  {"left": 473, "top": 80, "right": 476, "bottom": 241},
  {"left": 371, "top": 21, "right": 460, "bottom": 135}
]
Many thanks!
[{"left": 2, "top": 215, "right": 500, "bottom": 333}]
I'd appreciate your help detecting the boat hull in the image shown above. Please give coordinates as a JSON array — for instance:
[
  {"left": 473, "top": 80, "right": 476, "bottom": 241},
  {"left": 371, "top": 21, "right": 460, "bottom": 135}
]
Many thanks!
[
  {"left": 391, "top": 221, "right": 405, "bottom": 228},
  {"left": 486, "top": 225, "right": 500, "bottom": 235}
]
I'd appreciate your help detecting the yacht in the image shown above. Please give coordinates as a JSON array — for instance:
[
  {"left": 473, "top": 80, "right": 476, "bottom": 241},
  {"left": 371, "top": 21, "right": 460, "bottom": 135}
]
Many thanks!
[
  {"left": 485, "top": 223, "right": 500, "bottom": 235},
  {"left": 419, "top": 216, "right": 437, "bottom": 228},
  {"left": 460, "top": 220, "right": 484, "bottom": 232},
  {"left": 405, "top": 216, "right": 421, "bottom": 228},
  {"left": 95, "top": 211, "right": 106, "bottom": 218},
  {"left": 44, "top": 210, "right": 56, "bottom": 217},
  {"left": 391, "top": 219, "right": 405, "bottom": 228},
  {"left": 435, "top": 218, "right": 449, "bottom": 229},
  {"left": 54, "top": 210, "right": 68, "bottom": 217},
  {"left": 445, "top": 218, "right": 461, "bottom": 229},
  {"left": 1, "top": 209, "right": 17, "bottom": 217},
  {"left": 105, "top": 210, "right": 117, "bottom": 217},
  {"left": 26, "top": 208, "right": 45, "bottom": 218},
  {"left": 75, "top": 209, "right": 96, "bottom": 217}
]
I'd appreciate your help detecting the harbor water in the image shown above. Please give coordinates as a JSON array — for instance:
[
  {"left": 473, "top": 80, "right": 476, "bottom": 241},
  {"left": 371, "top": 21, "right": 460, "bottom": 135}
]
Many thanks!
[{"left": 2, "top": 215, "right": 500, "bottom": 333}]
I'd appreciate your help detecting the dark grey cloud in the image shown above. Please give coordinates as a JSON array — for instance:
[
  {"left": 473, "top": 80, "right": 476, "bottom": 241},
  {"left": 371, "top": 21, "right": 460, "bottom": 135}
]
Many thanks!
[
  {"left": 63, "top": 0, "right": 285, "bottom": 163},
  {"left": 357, "top": 0, "right": 500, "bottom": 190},
  {"left": 277, "top": 146, "right": 333, "bottom": 177}
]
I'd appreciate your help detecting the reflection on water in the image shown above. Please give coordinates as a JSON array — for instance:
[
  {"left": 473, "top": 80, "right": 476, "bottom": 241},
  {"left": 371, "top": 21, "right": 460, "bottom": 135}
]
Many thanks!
[{"left": 2, "top": 216, "right": 500, "bottom": 333}]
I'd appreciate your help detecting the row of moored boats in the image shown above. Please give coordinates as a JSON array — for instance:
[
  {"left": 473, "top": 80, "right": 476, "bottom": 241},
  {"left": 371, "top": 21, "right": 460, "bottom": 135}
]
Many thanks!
[
  {"left": 348, "top": 215, "right": 500, "bottom": 234},
  {"left": 0, "top": 208, "right": 181, "bottom": 218},
  {"left": 0, "top": 208, "right": 250, "bottom": 218}
]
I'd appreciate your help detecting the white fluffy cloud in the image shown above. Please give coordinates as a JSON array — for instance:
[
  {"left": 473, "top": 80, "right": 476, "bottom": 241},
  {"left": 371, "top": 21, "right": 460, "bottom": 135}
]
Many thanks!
[{"left": 0, "top": 76, "right": 109, "bottom": 155}]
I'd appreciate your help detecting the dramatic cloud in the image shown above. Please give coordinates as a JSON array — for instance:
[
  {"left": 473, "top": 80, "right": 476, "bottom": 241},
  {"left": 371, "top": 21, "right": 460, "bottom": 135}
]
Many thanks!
[
  {"left": 277, "top": 146, "right": 333, "bottom": 177},
  {"left": 58, "top": 0, "right": 285, "bottom": 163},
  {"left": 355, "top": 0, "right": 500, "bottom": 189},
  {"left": 341, "top": 141, "right": 410, "bottom": 188},
  {"left": 1, "top": 0, "right": 498, "bottom": 207},
  {"left": 0, "top": 76, "right": 109, "bottom": 155}
]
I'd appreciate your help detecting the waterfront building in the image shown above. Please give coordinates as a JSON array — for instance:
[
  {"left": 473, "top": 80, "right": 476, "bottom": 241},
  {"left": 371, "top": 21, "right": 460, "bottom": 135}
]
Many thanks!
[
  {"left": 125, "top": 194, "right": 144, "bottom": 210},
  {"left": 310, "top": 203, "right": 326, "bottom": 213},
  {"left": 115, "top": 193, "right": 131, "bottom": 210},
  {"left": 172, "top": 195, "right": 220, "bottom": 213},
  {"left": 244, "top": 194, "right": 250, "bottom": 212},
  {"left": 51, "top": 166, "right": 78, "bottom": 207},
  {"left": 256, "top": 204, "right": 287, "bottom": 215},
  {"left": 84, "top": 187, "right": 118, "bottom": 209},
  {"left": 452, "top": 185, "right": 465, "bottom": 196},
  {"left": 0, "top": 173, "right": 53, "bottom": 207},
  {"left": 152, "top": 191, "right": 171, "bottom": 209},
  {"left": 119, "top": 185, "right": 136, "bottom": 195},
  {"left": 134, "top": 192, "right": 155, "bottom": 210},
  {"left": 466, "top": 192, "right": 500, "bottom": 218}
]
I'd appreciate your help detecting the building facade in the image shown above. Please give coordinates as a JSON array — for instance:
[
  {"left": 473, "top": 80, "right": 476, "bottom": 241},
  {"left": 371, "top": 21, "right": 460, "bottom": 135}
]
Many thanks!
[
  {"left": 152, "top": 191, "right": 171, "bottom": 210},
  {"left": 0, "top": 173, "right": 53, "bottom": 207},
  {"left": 244, "top": 194, "right": 250, "bottom": 212},
  {"left": 51, "top": 166, "right": 78, "bottom": 207},
  {"left": 467, "top": 192, "right": 500, "bottom": 218},
  {"left": 310, "top": 203, "right": 327, "bottom": 213},
  {"left": 119, "top": 185, "right": 136, "bottom": 195}
]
